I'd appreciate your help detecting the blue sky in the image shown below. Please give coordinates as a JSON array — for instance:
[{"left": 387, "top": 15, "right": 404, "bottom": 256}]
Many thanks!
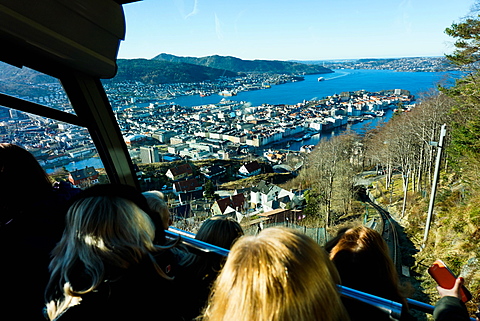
[{"left": 118, "top": 0, "right": 475, "bottom": 61}]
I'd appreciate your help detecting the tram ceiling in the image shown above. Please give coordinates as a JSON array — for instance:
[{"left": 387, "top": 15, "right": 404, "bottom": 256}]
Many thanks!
[
  {"left": 0, "top": 0, "right": 142, "bottom": 188},
  {"left": 0, "top": 0, "right": 139, "bottom": 78}
]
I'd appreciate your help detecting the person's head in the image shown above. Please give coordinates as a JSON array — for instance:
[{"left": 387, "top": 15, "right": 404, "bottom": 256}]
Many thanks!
[
  {"left": 143, "top": 190, "right": 171, "bottom": 230},
  {"left": 0, "top": 143, "right": 52, "bottom": 201},
  {"left": 72, "top": 184, "right": 166, "bottom": 244},
  {"left": 202, "top": 227, "right": 348, "bottom": 321},
  {"left": 61, "top": 194, "right": 156, "bottom": 265},
  {"left": 195, "top": 215, "right": 244, "bottom": 250},
  {"left": 46, "top": 185, "right": 167, "bottom": 319},
  {"left": 324, "top": 226, "right": 351, "bottom": 253},
  {"left": 329, "top": 226, "right": 404, "bottom": 303}
]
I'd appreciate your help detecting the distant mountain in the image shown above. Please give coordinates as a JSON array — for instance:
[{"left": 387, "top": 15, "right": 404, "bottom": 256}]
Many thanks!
[
  {"left": 105, "top": 59, "right": 239, "bottom": 84},
  {"left": 0, "top": 62, "right": 56, "bottom": 84},
  {"left": 0, "top": 62, "right": 58, "bottom": 97},
  {"left": 153, "top": 53, "right": 333, "bottom": 75},
  {"left": 0, "top": 54, "right": 333, "bottom": 92}
]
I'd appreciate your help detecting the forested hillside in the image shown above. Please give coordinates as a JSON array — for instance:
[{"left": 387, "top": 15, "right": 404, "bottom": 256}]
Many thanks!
[
  {"left": 107, "top": 59, "right": 239, "bottom": 84},
  {"left": 153, "top": 53, "right": 333, "bottom": 75}
]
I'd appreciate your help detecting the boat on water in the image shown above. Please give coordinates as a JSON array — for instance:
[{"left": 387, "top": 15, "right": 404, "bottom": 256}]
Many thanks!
[
  {"left": 318, "top": 77, "right": 325, "bottom": 81},
  {"left": 218, "top": 90, "right": 237, "bottom": 96},
  {"left": 302, "top": 133, "right": 312, "bottom": 140}
]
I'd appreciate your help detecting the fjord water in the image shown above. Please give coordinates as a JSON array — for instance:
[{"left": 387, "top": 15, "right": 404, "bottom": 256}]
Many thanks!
[{"left": 164, "top": 69, "right": 460, "bottom": 107}]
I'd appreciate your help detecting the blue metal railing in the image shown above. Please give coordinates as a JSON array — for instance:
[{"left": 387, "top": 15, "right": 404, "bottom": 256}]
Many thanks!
[
  {"left": 166, "top": 227, "right": 229, "bottom": 256},
  {"left": 166, "top": 227, "right": 475, "bottom": 321},
  {"left": 338, "top": 285, "right": 402, "bottom": 319}
]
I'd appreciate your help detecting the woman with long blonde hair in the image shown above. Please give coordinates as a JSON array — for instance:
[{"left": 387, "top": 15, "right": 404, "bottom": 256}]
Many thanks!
[
  {"left": 45, "top": 184, "right": 181, "bottom": 321},
  {"left": 201, "top": 227, "right": 349, "bottom": 321}
]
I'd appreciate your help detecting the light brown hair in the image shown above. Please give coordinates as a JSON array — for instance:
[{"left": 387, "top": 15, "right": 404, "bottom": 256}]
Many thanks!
[
  {"left": 329, "top": 226, "right": 406, "bottom": 305},
  {"left": 201, "top": 227, "right": 349, "bottom": 321}
]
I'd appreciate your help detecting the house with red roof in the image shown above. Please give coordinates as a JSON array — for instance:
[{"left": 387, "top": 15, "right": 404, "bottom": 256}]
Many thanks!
[
  {"left": 173, "top": 178, "right": 202, "bottom": 194},
  {"left": 173, "top": 178, "right": 204, "bottom": 203},
  {"left": 166, "top": 163, "right": 193, "bottom": 181},
  {"left": 68, "top": 166, "right": 99, "bottom": 188},
  {"left": 238, "top": 161, "right": 261, "bottom": 178},
  {"left": 211, "top": 193, "right": 247, "bottom": 217}
]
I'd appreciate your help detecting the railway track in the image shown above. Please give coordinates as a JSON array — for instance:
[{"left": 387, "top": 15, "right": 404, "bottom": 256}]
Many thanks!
[{"left": 361, "top": 188, "right": 401, "bottom": 269}]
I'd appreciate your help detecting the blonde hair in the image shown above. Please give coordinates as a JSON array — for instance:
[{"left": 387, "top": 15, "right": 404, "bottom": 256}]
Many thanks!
[
  {"left": 143, "top": 190, "right": 171, "bottom": 229},
  {"left": 329, "top": 226, "right": 406, "bottom": 305},
  {"left": 46, "top": 195, "right": 166, "bottom": 320},
  {"left": 201, "top": 227, "right": 349, "bottom": 321}
]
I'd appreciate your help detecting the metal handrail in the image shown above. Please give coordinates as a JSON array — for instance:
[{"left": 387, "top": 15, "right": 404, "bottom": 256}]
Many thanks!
[
  {"left": 166, "top": 228, "right": 229, "bottom": 256},
  {"left": 337, "top": 285, "right": 402, "bottom": 319},
  {"left": 166, "top": 227, "right": 475, "bottom": 320}
]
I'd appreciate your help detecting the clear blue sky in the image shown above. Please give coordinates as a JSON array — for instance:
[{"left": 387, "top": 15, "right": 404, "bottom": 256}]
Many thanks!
[{"left": 118, "top": 0, "right": 476, "bottom": 61}]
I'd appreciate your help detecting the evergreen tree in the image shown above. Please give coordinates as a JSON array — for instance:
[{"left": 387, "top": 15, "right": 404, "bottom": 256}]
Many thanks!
[
  {"left": 204, "top": 180, "right": 215, "bottom": 199},
  {"left": 442, "top": 12, "right": 480, "bottom": 168}
]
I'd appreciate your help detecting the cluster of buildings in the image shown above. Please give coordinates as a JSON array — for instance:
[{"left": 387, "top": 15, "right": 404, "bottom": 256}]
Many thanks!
[
  {"left": 0, "top": 67, "right": 414, "bottom": 178},
  {"left": 121, "top": 89, "right": 414, "bottom": 163},
  {"left": 322, "top": 56, "right": 459, "bottom": 72},
  {"left": 0, "top": 103, "right": 99, "bottom": 171},
  {"left": 103, "top": 73, "right": 303, "bottom": 105},
  {"left": 0, "top": 72, "right": 305, "bottom": 171},
  {"left": 159, "top": 157, "right": 305, "bottom": 227}
]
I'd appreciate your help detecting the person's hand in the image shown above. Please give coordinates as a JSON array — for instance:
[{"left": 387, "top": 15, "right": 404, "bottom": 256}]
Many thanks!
[{"left": 437, "top": 277, "right": 464, "bottom": 300}]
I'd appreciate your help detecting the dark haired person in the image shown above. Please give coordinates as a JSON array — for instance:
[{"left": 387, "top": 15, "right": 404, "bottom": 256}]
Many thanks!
[
  {"left": 176, "top": 215, "right": 244, "bottom": 321},
  {"left": 0, "top": 143, "right": 79, "bottom": 320}
]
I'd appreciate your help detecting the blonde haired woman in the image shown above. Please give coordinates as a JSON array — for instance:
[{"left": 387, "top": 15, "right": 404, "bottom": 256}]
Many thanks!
[
  {"left": 45, "top": 184, "right": 181, "bottom": 321},
  {"left": 201, "top": 227, "right": 349, "bottom": 321}
]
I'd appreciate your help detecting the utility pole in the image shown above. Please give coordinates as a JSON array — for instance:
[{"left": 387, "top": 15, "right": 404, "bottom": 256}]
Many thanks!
[{"left": 422, "top": 124, "right": 447, "bottom": 248}]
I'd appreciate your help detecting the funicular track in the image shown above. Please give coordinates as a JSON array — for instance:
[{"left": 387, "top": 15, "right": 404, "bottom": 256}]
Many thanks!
[
  {"left": 360, "top": 187, "right": 400, "bottom": 269},
  {"left": 359, "top": 188, "right": 448, "bottom": 317},
  {"left": 370, "top": 199, "right": 400, "bottom": 269}
]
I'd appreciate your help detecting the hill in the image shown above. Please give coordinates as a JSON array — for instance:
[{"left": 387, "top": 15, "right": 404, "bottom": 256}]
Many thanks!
[
  {"left": 105, "top": 59, "right": 239, "bottom": 85},
  {"left": 153, "top": 53, "right": 333, "bottom": 75}
]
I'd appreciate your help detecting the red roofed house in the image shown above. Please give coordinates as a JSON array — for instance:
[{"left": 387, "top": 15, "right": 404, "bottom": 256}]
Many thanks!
[
  {"left": 68, "top": 166, "right": 99, "bottom": 188},
  {"left": 173, "top": 178, "right": 204, "bottom": 203},
  {"left": 166, "top": 163, "right": 193, "bottom": 181},
  {"left": 211, "top": 193, "right": 247, "bottom": 218},
  {"left": 238, "top": 161, "right": 261, "bottom": 178},
  {"left": 173, "top": 178, "right": 202, "bottom": 194}
]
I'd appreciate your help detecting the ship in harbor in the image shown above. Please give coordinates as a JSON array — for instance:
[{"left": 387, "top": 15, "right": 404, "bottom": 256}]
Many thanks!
[{"left": 218, "top": 90, "right": 237, "bottom": 97}]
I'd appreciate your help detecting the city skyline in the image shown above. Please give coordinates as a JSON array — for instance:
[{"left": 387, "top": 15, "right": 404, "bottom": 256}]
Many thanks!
[{"left": 118, "top": 0, "right": 476, "bottom": 62}]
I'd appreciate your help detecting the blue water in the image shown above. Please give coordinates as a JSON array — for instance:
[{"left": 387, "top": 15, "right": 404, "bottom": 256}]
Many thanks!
[
  {"left": 46, "top": 158, "right": 104, "bottom": 174},
  {"left": 161, "top": 69, "right": 461, "bottom": 107}
]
